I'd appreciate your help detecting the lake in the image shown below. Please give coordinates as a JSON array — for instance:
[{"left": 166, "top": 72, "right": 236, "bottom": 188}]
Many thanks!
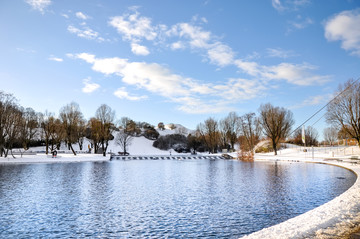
[{"left": 0, "top": 159, "right": 356, "bottom": 238}]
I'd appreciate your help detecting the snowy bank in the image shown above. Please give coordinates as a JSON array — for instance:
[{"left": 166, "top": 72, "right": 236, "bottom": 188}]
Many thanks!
[
  {"left": 242, "top": 152, "right": 360, "bottom": 238},
  {"left": 0, "top": 154, "right": 109, "bottom": 164}
]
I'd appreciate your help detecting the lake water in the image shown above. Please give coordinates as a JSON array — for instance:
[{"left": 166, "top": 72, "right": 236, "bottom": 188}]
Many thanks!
[{"left": 0, "top": 159, "right": 356, "bottom": 238}]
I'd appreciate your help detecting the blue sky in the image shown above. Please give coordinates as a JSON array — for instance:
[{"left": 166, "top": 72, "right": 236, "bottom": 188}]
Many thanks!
[{"left": 0, "top": 0, "right": 359, "bottom": 135}]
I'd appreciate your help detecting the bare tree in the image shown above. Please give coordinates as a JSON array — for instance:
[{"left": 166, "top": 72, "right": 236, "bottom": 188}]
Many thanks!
[
  {"left": 95, "top": 104, "right": 115, "bottom": 156},
  {"left": 326, "top": 79, "right": 360, "bottom": 148},
  {"left": 51, "top": 118, "right": 65, "bottom": 151},
  {"left": 219, "top": 112, "right": 240, "bottom": 151},
  {"left": 3, "top": 104, "right": 23, "bottom": 157},
  {"left": 39, "top": 111, "right": 52, "bottom": 154},
  {"left": 323, "top": 127, "right": 338, "bottom": 146},
  {"left": 259, "top": 103, "right": 294, "bottom": 155},
  {"left": 292, "top": 126, "right": 319, "bottom": 146},
  {"left": 238, "top": 112, "right": 262, "bottom": 152},
  {"left": 76, "top": 118, "right": 86, "bottom": 151},
  {"left": 305, "top": 126, "right": 319, "bottom": 146},
  {"left": 0, "top": 91, "right": 18, "bottom": 157},
  {"left": 219, "top": 118, "right": 230, "bottom": 150},
  {"left": 197, "top": 117, "right": 219, "bottom": 153},
  {"left": 87, "top": 117, "right": 102, "bottom": 154},
  {"left": 59, "top": 102, "right": 84, "bottom": 155},
  {"left": 116, "top": 117, "right": 134, "bottom": 155},
  {"left": 39, "top": 111, "right": 64, "bottom": 154},
  {"left": 18, "top": 107, "right": 39, "bottom": 152}
]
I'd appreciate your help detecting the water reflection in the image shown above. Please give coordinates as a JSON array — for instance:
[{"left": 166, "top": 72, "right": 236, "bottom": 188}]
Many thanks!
[{"left": 0, "top": 160, "right": 356, "bottom": 238}]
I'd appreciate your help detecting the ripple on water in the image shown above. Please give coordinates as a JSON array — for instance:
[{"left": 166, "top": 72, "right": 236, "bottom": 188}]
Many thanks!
[{"left": 0, "top": 160, "right": 356, "bottom": 238}]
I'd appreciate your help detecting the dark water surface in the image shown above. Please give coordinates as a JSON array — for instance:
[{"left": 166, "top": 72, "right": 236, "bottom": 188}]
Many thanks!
[{"left": 0, "top": 160, "right": 356, "bottom": 238}]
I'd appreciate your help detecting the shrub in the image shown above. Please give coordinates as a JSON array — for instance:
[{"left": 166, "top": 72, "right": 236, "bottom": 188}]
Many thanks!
[
  {"left": 237, "top": 151, "right": 254, "bottom": 162},
  {"left": 153, "top": 134, "right": 188, "bottom": 151}
]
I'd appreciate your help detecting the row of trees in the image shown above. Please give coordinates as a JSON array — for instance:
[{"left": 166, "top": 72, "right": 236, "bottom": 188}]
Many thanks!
[
  {"left": 40, "top": 103, "right": 117, "bottom": 157},
  {"left": 0, "top": 92, "right": 39, "bottom": 157},
  {"left": 1, "top": 78, "right": 359, "bottom": 157},
  {"left": 193, "top": 104, "right": 294, "bottom": 157},
  {"left": 0, "top": 91, "right": 161, "bottom": 158},
  {"left": 0, "top": 94, "right": 117, "bottom": 157},
  {"left": 192, "top": 79, "right": 360, "bottom": 157}
]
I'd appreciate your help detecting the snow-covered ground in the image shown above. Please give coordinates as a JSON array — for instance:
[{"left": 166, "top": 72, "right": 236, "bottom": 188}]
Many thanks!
[
  {"left": 242, "top": 146, "right": 360, "bottom": 239},
  {"left": 0, "top": 127, "right": 190, "bottom": 164},
  {"left": 1, "top": 137, "right": 360, "bottom": 238}
]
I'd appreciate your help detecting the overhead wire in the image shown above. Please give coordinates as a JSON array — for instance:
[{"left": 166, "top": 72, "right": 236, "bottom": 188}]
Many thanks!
[{"left": 291, "top": 77, "right": 360, "bottom": 135}]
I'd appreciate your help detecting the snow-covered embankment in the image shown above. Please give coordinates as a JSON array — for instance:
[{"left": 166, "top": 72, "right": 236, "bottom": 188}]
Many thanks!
[{"left": 241, "top": 159, "right": 360, "bottom": 239}]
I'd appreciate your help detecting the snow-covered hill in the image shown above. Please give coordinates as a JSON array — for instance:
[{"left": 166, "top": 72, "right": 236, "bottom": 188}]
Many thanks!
[{"left": 27, "top": 125, "right": 195, "bottom": 156}]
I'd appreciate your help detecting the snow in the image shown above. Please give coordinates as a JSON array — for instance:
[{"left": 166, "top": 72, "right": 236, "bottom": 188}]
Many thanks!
[
  {"left": 0, "top": 130, "right": 188, "bottom": 164},
  {"left": 1, "top": 140, "right": 360, "bottom": 238},
  {"left": 241, "top": 146, "right": 360, "bottom": 239}
]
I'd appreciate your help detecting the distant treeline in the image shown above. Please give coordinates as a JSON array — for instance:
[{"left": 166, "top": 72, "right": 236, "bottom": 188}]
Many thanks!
[{"left": 1, "top": 79, "right": 359, "bottom": 158}]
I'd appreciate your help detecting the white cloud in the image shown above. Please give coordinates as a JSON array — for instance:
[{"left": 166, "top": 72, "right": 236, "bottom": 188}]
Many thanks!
[
  {"left": 16, "top": 47, "right": 36, "bottom": 53},
  {"left": 48, "top": 56, "right": 63, "bottom": 62},
  {"left": 92, "top": 57, "right": 128, "bottom": 75},
  {"left": 76, "top": 12, "right": 88, "bottom": 20},
  {"left": 109, "top": 12, "right": 157, "bottom": 42},
  {"left": 212, "top": 78, "right": 266, "bottom": 101},
  {"left": 234, "top": 60, "right": 261, "bottom": 76},
  {"left": 272, "top": 0, "right": 284, "bottom": 11},
  {"left": 70, "top": 53, "right": 265, "bottom": 113},
  {"left": 289, "top": 16, "right": 313, "bottom": 30},
  {"left": 272, "top": 0, "right": 310, "bottom": 12},
  {"left": 174, "top": 23, "right": 211, "bottom": 49},
  {"left": 290, "top": 94, "right": 332, "bottom": 109},
  {"left": 235, "top": 60, "right": 330, "bottom": 86},
  {"left": 61, "top": 13, "right": 69, "bottom": 19},
  {"left": 207, "top": 43, "right": 234, "bottom": 66},
  {"left": 171, "top": 41, "right": 185, "bottom": 50},
  {"left": 324, "top": 9, "right": 360, "bottom": 57},
  {"left": 263, "top": 63, "right": 329, "bottom": 85},
  {"left": 109, "top": 9, "right": 235, "bottom": 65},
  {"left": 176, "top": 98, "right": 234, "bottom": 114},
  {"left": 293, "top": 0, "right": 311, "bottom": 8},
  {"left": 82, "top": 78, "right": 100, "bottom": 93},
  {"left": 114, "top": 87, "right": 147, "bottom": 101},
  {"left": 25, "top": 0, "right": 51, "bottom": 13},
  {"left": 68, "top": 52, "right": 95, "bottom": 63},
  {"left": 131, "top": 43, "right": 150, "bottom": 56},
  {"left": 67, "top": 25, "right": 104, "bottom": 42},
  {"left": 267, "top": 48, "right": 297, "bottom": 58},
  {"left": 168, "top": 22, "right": 235, "bottom": 67},
  {"left": 108, "top": 11, "right": 328, "bottom": 87}
]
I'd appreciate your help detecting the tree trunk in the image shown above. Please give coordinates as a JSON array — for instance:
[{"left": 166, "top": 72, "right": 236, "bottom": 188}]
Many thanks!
[
  {"left": 45, "top": 140, "right": 49, "bottom": 154},
  {"left": 102, "top": 143, "right": 106, "bottom": 156},
  {"left": 103, "top": 143, "right": 108, "bottom": 157},
  {"left": 4, "top": 148, "right": 9, "bottom": 158},
  {"left": 273, "top": 140, "right": 278, "bottom": 155},
  {"left": 70, "top": 144, "right": 76, "bottom": 155}
]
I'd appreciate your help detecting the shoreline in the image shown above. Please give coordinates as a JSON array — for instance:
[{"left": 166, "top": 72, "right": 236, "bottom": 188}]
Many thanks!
[
  {"left": 0, "top": 153, "right": 110, "bottom": 164},
  {"left": 1, "top": 153, "right": 360, "bottom": 238},
  {"left": 242, "top": 156, "right": 360, "bottom": 239}
]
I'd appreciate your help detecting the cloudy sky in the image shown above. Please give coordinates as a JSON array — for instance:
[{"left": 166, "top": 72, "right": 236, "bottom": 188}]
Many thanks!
[{"left": 0, "top": 0, "right": 359, "bottom": 133}]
